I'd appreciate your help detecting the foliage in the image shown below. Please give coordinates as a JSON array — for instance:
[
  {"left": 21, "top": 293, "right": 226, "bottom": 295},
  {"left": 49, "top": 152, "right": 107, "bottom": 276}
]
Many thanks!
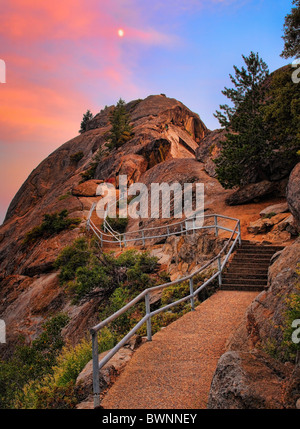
[
  {"left": 262, "top": 212, "right": 276, "bottom": 219},
  {"left": 281, "top": 0, "right": 300, "bottom": 59},
  {"left": 105, "top": 215, "right": 128, "bottom": 234},
  {"left": 214, "top": 52, "right": 270, "bottom": 188},
  {"left": 22, "top": 210, "right": 81, "bottom": 246},
  {"left": 55, "top": 239, "right": 159, "bottom": 304},
  {"left": 58, "top": 192, "right": 71, "bottom": 201},
  {"left": 261, "top": 65, "right": 300, "bottom": 167},
  {"left": 79, "top": 110, "right": 93, "bottom": 134},
  {"left": 263, "top": 266, "right": 300, "bottom": 363},
  {"left": 106, "top": 98, "right": 134, "bottom": 149},
  {"left": 0, "top": 313, "right": 69, "bottom": 409},
  {"left": 10, "top": 327, "right": 116, "bottom": 409},
  {"left": 70, "top": 151, "right": 84, "bottom": 163},
  {"left": 80, "top": 147, "right": 107, "bottom": 182}
]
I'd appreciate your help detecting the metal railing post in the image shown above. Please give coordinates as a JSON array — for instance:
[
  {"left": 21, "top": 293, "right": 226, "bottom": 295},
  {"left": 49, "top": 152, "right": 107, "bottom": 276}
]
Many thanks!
[
  {"left": 189, "top": 277, "right": 195, "bottom": 311},
  {"left": 217, "top": 257, "right": 222, "bottom": 287},
  {"left": 142, "top": 230, "right": 145, "bottom": 246},
  {"left": 238, "top": 220, "right": 242, "bottom": 246},
  {"left": 214, "top": 215, "right": 219, "bottom": 237},
  {"left": 91, "top": 330, "right": 100, "bottom": 408},
  {"left": 145, "top": 293, "right": 152, "bottom": 341}
]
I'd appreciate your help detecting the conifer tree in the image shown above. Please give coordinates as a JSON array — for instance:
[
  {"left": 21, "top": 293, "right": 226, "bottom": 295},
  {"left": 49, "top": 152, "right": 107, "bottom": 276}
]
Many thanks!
[
  {"left": 214, "top": 52, "right": 270, "bottom": 188},
  {"left": 79, "top": 110, "right": 93, "bottom": 134},
  {"left": 281, "top": 0, "right": 300, "bottom": 59},
  {"left": 106, "top": 98, "right": 133, "bottom": 149}
]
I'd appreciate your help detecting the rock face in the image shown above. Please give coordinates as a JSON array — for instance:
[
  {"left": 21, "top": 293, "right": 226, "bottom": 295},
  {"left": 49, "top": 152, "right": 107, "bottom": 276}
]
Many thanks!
[
  {"left": 287, "top": 163, "right": 300, "bottom": 232},
  {"left": 226, "top": 181, "right": 276, "bottom": 206},
  {"left": 208, "top": 238, "right": 300, "bottom": 409},
  {"left": 0, "top": 94, "right": 210, "bottom": 356},
  {"left": 208, "top": 350, "right": 291, "bottom": 409}
]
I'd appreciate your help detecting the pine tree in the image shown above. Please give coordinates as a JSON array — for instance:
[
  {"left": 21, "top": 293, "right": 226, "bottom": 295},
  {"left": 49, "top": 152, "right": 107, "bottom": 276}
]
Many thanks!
[
  {"left": 281, "top": 0, "right": 300, "bottom": 59},
  {"left": 214, "top": 52, "right": 270, "bottom": 188},
  {"left": 106, "top": 98, "right": 133, "bottom": 149},
  {"left": 79, "top": 110, "right": 93, "bottom": 134}
]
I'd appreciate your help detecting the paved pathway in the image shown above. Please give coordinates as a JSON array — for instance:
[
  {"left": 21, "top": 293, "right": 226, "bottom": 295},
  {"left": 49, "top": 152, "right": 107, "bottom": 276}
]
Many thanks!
[{"left": 101, "top": 290, "right": 258, "bottom": 409}]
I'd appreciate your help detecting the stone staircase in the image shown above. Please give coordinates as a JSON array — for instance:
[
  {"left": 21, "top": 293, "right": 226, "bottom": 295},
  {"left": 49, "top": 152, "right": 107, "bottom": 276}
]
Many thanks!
[{"left": 221, "top": 240, "right": 284, "bottom": 292}]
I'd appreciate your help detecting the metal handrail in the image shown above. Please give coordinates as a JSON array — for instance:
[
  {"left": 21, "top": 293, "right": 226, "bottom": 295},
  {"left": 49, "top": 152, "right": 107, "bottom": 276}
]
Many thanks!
[
  {"left": 87, "top": 199, "right": 240, "bottom": 248},
  {"left": 89, "top": 213, "right": 241, "bottom": 408}
]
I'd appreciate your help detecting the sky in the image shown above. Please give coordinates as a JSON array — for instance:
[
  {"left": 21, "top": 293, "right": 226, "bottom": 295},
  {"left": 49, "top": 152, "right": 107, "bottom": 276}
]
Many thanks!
[{"left": 0, "top": 0, "right": 293, "bottom": 224}]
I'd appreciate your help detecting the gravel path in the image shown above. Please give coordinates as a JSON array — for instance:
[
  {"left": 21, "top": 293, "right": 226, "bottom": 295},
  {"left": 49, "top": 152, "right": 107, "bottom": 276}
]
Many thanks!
[{"left": 101, "top": 290, "right": 258, "bottom": 409}]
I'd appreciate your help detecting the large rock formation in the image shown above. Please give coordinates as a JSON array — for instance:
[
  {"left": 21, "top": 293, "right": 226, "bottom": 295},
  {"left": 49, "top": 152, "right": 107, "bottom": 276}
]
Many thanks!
[
  {"left": 287, "top": 162, "right": 300, "bottom": 232},
  {"left": 0, "top": 95, "right": 211, "bottom": 356}
]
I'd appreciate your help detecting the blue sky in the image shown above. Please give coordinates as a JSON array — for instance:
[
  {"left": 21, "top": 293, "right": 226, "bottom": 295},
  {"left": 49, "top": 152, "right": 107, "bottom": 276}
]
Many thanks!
[{"left": 0, "top": 0, "right": 293, "bottom": 223}]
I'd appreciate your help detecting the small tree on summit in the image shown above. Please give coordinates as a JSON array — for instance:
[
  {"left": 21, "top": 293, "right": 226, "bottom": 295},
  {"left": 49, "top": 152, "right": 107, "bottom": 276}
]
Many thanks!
[
  {"left": 106, "top": 98, "right": 133, "bottom": 149},
  {"left": 79, "top": 110, "right": 94, "bottom": 134}
]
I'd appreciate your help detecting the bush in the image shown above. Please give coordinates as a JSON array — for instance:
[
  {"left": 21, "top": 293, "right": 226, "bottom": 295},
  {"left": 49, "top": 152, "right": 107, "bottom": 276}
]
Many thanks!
[
  {"left": 263, "top": 265, "right": 300, "bottom": 363},
  {"left": 0, "top": 313, "right": 69, "bottom": 409},
  {"left": 23, "top": 210, "right": 81, "bottom": 245},
  {"left": 55, "top": 240, "right": 159, "bottom": 303},
  {"left": 70, "top": 151, "right": 84, "bottom": 163},
  {"left": 105, "top": 215, "right": 128, "bottom": 234}
]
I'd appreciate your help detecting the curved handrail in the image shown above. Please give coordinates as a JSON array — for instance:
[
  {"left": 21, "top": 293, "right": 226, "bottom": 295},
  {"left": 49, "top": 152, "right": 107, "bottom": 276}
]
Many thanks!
[
  {"left": 87, "top": 200, "right": 240, "bottom": 248},
  {"left": 89, "top": 211, "right": 241, "bottom": 407}
]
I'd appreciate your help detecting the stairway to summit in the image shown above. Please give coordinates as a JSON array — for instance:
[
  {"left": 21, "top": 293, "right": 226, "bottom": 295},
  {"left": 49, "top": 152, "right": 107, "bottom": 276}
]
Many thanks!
[{"left": 221, "top": 240, "right": 284, "bottom": 292}]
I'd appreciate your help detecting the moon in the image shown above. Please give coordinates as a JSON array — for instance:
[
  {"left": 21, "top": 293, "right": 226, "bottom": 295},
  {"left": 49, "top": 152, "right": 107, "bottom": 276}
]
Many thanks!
[{"left": 118, "top": 29, "right": 124, "bottom": 38}]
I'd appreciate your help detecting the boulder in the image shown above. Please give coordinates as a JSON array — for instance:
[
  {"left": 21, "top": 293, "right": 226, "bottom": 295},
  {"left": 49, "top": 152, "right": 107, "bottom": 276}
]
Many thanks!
[
  {"left": 276, "top": 215, "right": 298, "bottom": 236},
  {"left": 260, "top": 202, "right": 289, "bottom": 217},
  {"left": 208, "top": 350, "right": 291, "bottom": 409},
  {"left": 287, "top": 163, "right": 300, "bottom": 231},
  {"left": 247, "top": 218, "right": 273, "bottom": 234},
  {"left": 226, "top": 181, "right": 276, "bottom": 206},
  {"left": 75, "top": 335, "right": 143, "bottom": 400},
  {"left": 72, "top": 180, "right": 103, "bottom": 197}
]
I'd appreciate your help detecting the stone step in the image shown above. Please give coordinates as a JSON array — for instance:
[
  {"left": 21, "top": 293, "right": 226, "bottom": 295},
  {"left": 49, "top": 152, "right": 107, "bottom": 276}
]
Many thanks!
[
  {"left": 241, "top": 245, "right": 284, "bottom": 252},
  {"left": 220, "top": 284, "right": 266, "bottom": 291},
  {"left": 228, "top": 263, "right": 270, "bottom": 270},
  {"left": 231, "top": 255, "right": 271, "bottom": 264},
  {"left": 222, "top": 278, "right": 267, "bottom": 286},
  {"left": 223, "top": 273, "right": 268, "bottom": 280},
  {"left": 234, "top": 253, "right": 274, "bottom": 259},
  {"left": 225, "top": 269, "right": 268, "bottom": 276},
  {"left": 236, "top": 249, "right": 278, "bottom": 255}
]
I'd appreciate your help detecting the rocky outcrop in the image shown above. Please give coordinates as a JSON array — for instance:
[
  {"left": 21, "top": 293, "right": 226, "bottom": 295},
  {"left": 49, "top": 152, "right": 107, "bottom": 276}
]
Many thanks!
[
  {"left": 287, "top": 163, "right": 300, "bottom": 232},
  {"left": 0, "top": 95, "right": 210, "bottom": 356},
  {"left": 75, "top": 335, "right": 144, "bottom": 408},
  {"left": 208, "top": 350, "right": 292, "bottom": 409},
  {"left": 208, "top": 238, "right": 300, "bottom": 409},
  {"left": 226, "top": 181, "right": 276, "bottom": 206},
  {"left": 195, "top": 128, "right": 226, "bottom": 178}
]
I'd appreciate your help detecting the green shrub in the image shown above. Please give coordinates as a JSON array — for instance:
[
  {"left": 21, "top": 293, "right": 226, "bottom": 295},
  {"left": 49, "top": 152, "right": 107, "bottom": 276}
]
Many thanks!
[
  {"left": 54, "top": 237, "right": 92, "bottom": 283},
  {"left": 70, "top": 151, "right": 84, "bottom": 163},
  {"left": 262, "top": 212, "right": 276, "bottom": 219},
  {"left": 23, "top": 210, "right": 81, "bottom": 245},
  {"left": 0, "top": 313, "right": 69, "bottom": 409},
  {"left": 58, "top": 192, "right": 71, "bottom": 201},
  {"left": 105, "top": 215, "right": 128, "bottom": 234},
  {"left": 263, "top": 265, "right": 300, "bottom": 363}
]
